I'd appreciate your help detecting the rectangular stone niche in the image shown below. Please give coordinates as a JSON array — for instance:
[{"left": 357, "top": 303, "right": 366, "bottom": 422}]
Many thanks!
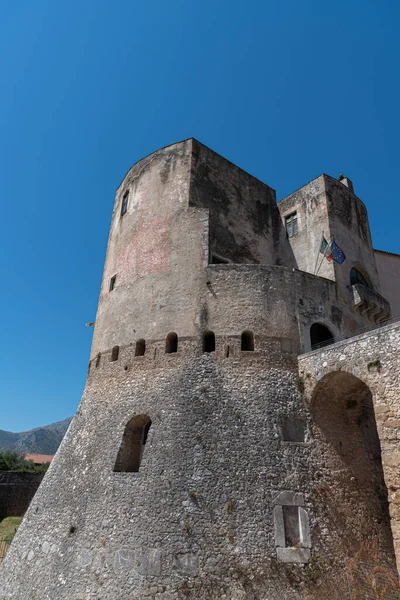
[
  {"left": 281, "top": 416, "right": 306, "bottom": 443},
  {"left": 273, "top": 491, "right": 311, "bottom": 563}
]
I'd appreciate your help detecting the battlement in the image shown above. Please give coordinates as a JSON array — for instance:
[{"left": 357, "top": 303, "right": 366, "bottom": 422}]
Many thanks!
[{"left": 88, "top": 333, "right": 297, "bottom": 378}]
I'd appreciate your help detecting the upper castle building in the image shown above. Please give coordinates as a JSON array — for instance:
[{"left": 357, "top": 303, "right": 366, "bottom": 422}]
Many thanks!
[{"left": 1, "top": 139, "right": 400, "bottom": 599}]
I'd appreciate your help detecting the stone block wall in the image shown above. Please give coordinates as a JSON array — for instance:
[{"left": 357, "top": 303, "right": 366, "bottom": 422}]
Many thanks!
[
  {"left": 0, "top": 472, "right": 43, "bottom": 520},
  {"left": 299, "top": 321, "right": 400, "bottom": 571}
]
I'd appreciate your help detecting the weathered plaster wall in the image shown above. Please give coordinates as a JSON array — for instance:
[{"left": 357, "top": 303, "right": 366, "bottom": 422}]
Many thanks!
[
  {"left": 204, "top": 264, "right": 341, "bottom": 353},
  {"left": 190, "top": 140, "right": 296, "bottom": 268},
  {"left": 91, "top": 140, "right": 209, "bottom": 357},
  {"left": 0, "top": 472, "right": 43, "bottom": 519},
  {"left": 375, "top": 250, "right": 400, "bottom": 317},
  {"left": 299, "top": 321, "right": 400, "bottom": 571},
  {"left": 278, "top": 175, "right": 335, "bottom": 281},
  {"left": 324, "top": 176, "right": 381, "bottom": 298}
]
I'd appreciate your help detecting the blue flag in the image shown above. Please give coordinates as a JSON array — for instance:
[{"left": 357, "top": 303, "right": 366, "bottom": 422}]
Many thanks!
[{"left": 330, "top": 239, "right": 346, "bottom": 265}]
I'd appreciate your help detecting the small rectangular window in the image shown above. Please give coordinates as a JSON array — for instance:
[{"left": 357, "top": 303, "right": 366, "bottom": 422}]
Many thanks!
[
  {"left": 283, "top": 505, "right": 301, "bottom": 547},
  {"left": 121, "top": 192, "right": 129, "bottom": 217},
  {"left": 285, "top": 212, "right": 298, "bottom": 238},
  {"left": 109, "top": 275, "right": 117, "bottom": 291}
]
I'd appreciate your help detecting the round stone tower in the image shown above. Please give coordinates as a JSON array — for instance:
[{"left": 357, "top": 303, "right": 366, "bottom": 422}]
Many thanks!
[{"left": 0, "top": 139, "right": 396, "bottom": 600}]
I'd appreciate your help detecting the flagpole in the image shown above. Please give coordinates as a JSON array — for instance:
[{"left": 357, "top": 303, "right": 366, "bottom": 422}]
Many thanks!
[
  {"left": 315, "top": 253, "right": 324, "bottom": 277},
  {"left": 314, "top": 232, "right": 324, "bottom": 275},
  {"left": 315, "top": 236, "right": 333, "bottom": 276}
]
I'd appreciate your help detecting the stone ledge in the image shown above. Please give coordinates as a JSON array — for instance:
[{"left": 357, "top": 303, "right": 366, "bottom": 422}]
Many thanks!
[{"left": 276, "top": 547, "right": 310, "bottom": 563}]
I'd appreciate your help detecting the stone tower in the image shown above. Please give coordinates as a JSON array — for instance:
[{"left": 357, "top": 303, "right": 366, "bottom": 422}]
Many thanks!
[{"left": 1, "top": 139, "right": 399, "bottom": 600}]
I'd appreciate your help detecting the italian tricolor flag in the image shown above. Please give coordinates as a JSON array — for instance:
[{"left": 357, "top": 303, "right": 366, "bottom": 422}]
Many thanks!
[{"left": 319, "top": 236, "right": 333, "bottom": 261}]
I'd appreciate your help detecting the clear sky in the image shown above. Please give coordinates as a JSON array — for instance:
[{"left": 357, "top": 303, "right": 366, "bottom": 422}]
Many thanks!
[{"left": 0, "top": 0, "right": 399, "bottom": 432}]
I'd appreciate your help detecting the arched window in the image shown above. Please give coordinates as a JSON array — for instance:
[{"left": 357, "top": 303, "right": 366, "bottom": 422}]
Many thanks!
[
  {"left": 350, "top": 267, "right": 370, "bottom": 288},
  {"left": 165, "top": 332, "right": 178, "bottom": 354},
  {"left": 310, "top": 324, "right": 334, "bottom": 351},
  {"left": 135, "top": 339, "right": 146, "bottom": 357},
  {"left": 111, "top": 345, "right": 119, "bottom": 362},
  {"left": 113, "top": 414, "right": 152, "bottom": 473},
  {"left": 241, "top": 330, "right": 254, "bottom": 351},
  {"left": 203, "top": 331, "right": 215, "bottom": 353}
]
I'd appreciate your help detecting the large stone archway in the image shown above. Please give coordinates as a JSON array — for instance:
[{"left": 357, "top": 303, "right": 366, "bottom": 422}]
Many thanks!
[{"left": 299, "top": 321, "right": 400, "bottom": 572}]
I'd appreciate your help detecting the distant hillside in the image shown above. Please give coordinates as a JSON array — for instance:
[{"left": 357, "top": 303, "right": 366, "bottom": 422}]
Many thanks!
[{"left": 0, "top": 417, "right": 72, "bottom": 455}]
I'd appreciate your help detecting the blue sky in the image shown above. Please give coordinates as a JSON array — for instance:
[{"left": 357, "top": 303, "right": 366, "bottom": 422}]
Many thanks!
[{"left": 0, "top": 0, "right": 399, "bottom": 431}]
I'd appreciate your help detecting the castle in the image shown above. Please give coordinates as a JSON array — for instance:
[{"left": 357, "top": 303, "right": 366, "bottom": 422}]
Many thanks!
[{"left": 1, "top": 139, "right": 400, "bottom": 599}]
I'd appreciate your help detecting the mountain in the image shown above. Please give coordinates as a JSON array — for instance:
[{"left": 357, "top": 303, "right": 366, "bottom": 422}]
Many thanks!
[{"left": 0, "top": 417, "right": 72, "bottom": 455}]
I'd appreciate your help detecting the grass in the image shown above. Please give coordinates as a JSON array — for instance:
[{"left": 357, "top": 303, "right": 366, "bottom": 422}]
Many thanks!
[{"left": 0, "top": 516, "right": 23, "bottom": 539}]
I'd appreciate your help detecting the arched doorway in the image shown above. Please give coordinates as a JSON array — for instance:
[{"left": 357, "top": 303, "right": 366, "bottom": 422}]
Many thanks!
[
  {"left": 350, "top": 267, "right": 371, "bottom": 288},
  {"left": 310, "top": 372, "right": 395, "bottom": 568},
  {"left": 310, "top": 323, "right": 334, "bottom": 350}
]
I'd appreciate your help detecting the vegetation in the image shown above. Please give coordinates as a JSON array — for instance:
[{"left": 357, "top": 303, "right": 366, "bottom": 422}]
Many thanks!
[
  {"left": 0, "top": 516, "right": 23, "bottom": 539},
  {"left": 0, "top": 450, "right": 50, "bottom": 473}
]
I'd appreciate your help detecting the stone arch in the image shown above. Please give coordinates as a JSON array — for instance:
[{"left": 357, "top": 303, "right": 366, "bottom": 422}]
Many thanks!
[
  {"left": 165, "top": 332, "right": 178, "bottom": 354},
  {"left": 350, "top": 265, "right": 372, "bottom": 288},
  {"left": 310, "top": 371, "right": 395, "bottom": 561},
  {"left": 310, "top": 322, "right": 334, "bottom": 350},
  {"left": 113, "top": 414, "right": 152, "bottom": 473}
]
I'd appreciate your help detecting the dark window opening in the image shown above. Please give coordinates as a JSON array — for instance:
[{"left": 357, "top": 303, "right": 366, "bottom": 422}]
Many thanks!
[
  {"left": 285, "top": 212, "right": 298, "bottom": 238},
  {"left": 203, "top": 331, "right": 215, "bottom": 353},
  {"left": 109, "top": 275, "right": 117, "bottom": 292},
  {"left": 281, "top": 416, "right": 306, "bottom": 442},
  {"left": 135, "top": 339, "right": 146, "bottom": 357},
  {"left": 241, "top": 330, "right": 254, "bottom": 351},
  {"left": 111, "top": 345, "right": 119, "bottom": 362},
  {"left": 310, "top": 323, "right": 334, "bottom": 350},
  {"left": 121, "top": 192, "right": 129, "bottom": 217},
  {"left": 165, "top": 332, "right": 178, "bottom": 354},
  {"left": 350, "top": 267, "right": 370, "bottom": 288},
  {"left": 283, "top": 505, "right": 301, "bottom": 547},
  {"left": 95, "top": 353, "right": 101, "bottom": 368},
  {"left": 113, "top": 415, "right": 152, "bottom": 473}
]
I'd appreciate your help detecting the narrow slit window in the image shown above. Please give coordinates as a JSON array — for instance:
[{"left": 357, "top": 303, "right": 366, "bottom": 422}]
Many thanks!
[
  {"left": 109, "top": 275, "right": 117, "bottom": 292},
  {"left": 135, "top": 339, "right": 146, "bottom": 357},
  {"left": 203, "top": 331, "right": 215, "bottom": 353},
  {"left": 95, "top": 353, "right": 101, "bottom": 368},
  {"left": 121, "top": 192, "right": 129, "bottom": 217},
  {"left": 241, "top": 330, "right": 254, "bottom": 351},
  {"left": 111, "top": 345, "right": 119, "bottom": 362},
  {"left": 165, "top": 332, "right": 178, "bottom": 354},
  {"left": 285, "top": 212, "right": 298, "bottom": 238},
  {"left": 283, "top": 506, "right": 301, "bottom": 547},
  {"left": 113, "top": 415, "right": 152, "bottom": 473}
]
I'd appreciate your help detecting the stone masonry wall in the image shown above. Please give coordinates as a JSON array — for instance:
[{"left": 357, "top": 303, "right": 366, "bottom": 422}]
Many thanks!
[
  {"left": 2, "top": 340, "right": 395, "bottom": 600},
  {"left": 299, "top": 321, "right": 400, "bottom": 572}
]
